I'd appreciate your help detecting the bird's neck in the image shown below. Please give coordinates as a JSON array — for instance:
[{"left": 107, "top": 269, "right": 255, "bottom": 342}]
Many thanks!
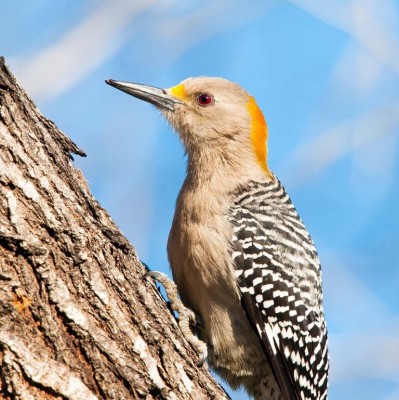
[{"left": 185, "top": 145, "right": 270, "bottom": 195}]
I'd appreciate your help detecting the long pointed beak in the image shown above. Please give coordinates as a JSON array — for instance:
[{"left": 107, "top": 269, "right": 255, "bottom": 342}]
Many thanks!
[{"left": 106, "top": 79, "right": 181, "bottom": 111}]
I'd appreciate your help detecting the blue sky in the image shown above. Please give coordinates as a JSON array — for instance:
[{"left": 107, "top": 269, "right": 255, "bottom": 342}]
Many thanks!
[{"left": 2, "top": 1, "right": 399, "bottom": 399}]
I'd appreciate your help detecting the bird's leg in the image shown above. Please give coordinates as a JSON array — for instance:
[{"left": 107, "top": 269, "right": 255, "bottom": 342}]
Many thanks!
[{"left": 143, "top": 270, "right": 208, "bottom": 366}]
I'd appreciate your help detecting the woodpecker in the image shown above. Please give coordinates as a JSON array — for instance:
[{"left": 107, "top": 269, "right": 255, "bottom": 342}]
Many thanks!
[{"left": 106, "top": 77, "right": 329, "bottom": 400}]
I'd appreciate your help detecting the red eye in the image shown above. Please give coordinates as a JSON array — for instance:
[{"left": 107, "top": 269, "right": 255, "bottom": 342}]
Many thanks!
[{"left": 196, "top": 93, "right": 214, "bottom": 106}]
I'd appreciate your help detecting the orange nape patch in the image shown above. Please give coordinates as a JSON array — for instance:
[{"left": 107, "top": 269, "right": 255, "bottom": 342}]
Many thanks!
[
  {"left": 247, "top": 96, "right": 271, "bottom": 176},
  {"left": 169, "top": 83, "right": 187, "bottom": 101}
]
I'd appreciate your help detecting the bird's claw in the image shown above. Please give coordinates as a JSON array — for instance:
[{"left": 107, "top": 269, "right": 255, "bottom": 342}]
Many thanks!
[
  {"left": 142, "top": 267, "right": 208, "bottom": 366},
  {"left": 177, "top": 307, "right": 208, "bottom": 366},
  {"left": 143, "top": 270, "right": 167, "bottom": 281}
]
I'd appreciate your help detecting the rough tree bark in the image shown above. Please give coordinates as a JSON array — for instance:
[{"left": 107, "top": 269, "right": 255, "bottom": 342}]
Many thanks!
[{"left": 0, "top": 57, "right": 229, "bottom": 400}]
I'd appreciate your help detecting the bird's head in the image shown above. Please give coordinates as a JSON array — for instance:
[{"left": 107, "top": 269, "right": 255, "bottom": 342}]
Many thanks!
[{"left": 106, "top": 77, "right": 271, "bottom": 178}]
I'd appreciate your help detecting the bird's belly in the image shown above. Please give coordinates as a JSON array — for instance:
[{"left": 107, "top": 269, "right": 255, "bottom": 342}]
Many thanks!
[
  {"left": 206, "top": 300, "right": 267, "bottom": 381},
  {"left": 168, "top": 212, "right": 281, "bottom": 397},
  {"left": 197, "top": 288, "right": 281, "bottom": 398},
  {"left": 169, "top": 238, "right": 272, "bottom": 392}
]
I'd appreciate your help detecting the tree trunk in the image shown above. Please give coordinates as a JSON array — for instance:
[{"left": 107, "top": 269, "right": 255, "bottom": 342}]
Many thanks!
[{"left": 0, "top": 57, "right": 229, "bottom": 400}]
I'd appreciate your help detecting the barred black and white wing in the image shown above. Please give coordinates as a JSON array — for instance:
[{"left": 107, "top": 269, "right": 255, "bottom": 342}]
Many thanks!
[{"left": 229, "top": 179, "right": 329, "bottom": 400}]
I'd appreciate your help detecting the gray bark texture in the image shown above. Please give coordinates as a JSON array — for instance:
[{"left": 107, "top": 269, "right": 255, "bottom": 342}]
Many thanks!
[{"left": 0, "top": 57, "right": 229, "bottom": 400}]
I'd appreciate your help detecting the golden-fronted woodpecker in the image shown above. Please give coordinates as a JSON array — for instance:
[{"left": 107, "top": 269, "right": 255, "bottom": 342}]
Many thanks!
[{"left": 106, "top": 77, "right": 329, "bottom": 400}]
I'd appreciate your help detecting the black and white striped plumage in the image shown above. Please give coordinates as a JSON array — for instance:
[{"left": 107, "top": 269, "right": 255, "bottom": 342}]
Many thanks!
[{"left": 230, "top": 178, "right": 329, "bottom": 400}]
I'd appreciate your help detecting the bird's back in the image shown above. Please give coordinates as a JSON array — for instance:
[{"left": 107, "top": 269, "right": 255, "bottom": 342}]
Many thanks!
[{"left": 230, "top": 177, "right": 328, "bottom": 399}]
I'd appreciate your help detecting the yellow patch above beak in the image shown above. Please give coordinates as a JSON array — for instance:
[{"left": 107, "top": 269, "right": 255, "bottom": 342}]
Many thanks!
[{"left": 169, "top": 83, "right": 187, "bottom": 101}]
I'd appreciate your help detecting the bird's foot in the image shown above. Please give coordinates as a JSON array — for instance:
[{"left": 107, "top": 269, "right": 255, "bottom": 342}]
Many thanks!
[{"left": 143, "top": 270, "right": 208, "bottom": 366}]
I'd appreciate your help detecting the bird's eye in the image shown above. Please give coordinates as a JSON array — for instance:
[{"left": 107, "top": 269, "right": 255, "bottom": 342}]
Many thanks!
[{"left": 196, "top": 93, "right": 214, "bottom": 107}]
